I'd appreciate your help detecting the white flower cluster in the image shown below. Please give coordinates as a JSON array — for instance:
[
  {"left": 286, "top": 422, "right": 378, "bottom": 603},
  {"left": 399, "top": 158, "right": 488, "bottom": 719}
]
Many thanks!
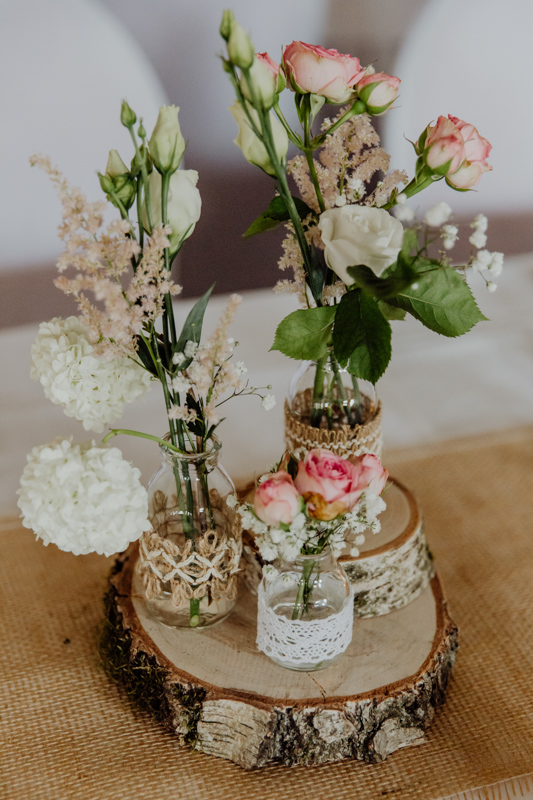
[
  {"left": 31, "top": 317, "right": 151, "bottom": 433},
  {"left": 236, "top": 491, "right": 386, "bottom": 563},
  {"left": 18, "top": 438, "right": 151, "bottom": 556}
]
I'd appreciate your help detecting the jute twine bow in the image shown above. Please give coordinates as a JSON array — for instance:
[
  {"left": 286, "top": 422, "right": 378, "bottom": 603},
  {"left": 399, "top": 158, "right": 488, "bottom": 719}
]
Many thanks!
[{"left": 139, "top": 491, "right": 242, "bottom": 608}]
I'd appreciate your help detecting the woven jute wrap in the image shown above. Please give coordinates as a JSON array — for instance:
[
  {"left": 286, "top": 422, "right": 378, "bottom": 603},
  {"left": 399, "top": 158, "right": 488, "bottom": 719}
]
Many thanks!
[
  {"left": 284, "top": 393, "right": 383, "bottom": 459},
  {"left": 2, "top": 426, "right": 533, "bottom": 799},
  {"left": 139, "top": 489, "right": 241, "bottom": 606}
]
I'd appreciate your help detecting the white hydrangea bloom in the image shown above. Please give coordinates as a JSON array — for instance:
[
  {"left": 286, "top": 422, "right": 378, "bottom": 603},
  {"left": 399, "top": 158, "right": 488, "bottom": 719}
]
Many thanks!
[
  {"left": 424, "top": 202, "right": 452, "bottom": 227},
  {"left": 31, "top": 317, "right": 151, "bottom": 433},
  {"left": 17, "top": 438, "right": 150, "bottom": 556}
]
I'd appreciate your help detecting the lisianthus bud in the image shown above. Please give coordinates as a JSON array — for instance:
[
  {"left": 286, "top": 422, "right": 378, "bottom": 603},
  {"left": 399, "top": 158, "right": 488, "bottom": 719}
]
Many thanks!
[
  {"left": 220, "top": 9, "right": 234, "bottom": 41},
  {"left": 105, "top": 149, "right": 129, "bottom": 179},
  {"left": 227, "top": 19, "right": 255, "bottom": 69},
  {"left": 149, "top": 105, "right": 186, "bottom": 175},
  {"left": 120, "top": 100, "right": 136, "bottom": 128},
  {"left": 142, "top": 169, "right": 201, "bottom": 254},
  {"left": 229, "top": 100, "right": 288, "bottom": 176},
  {"left": 241, "top": 53, "right": 280, "bottom": 109},
  {"left": 356, "top": 72, "right": 400, "bottom": 115},
  {"left": 99, "top": 150, "right": 136, "bottom": 210}
]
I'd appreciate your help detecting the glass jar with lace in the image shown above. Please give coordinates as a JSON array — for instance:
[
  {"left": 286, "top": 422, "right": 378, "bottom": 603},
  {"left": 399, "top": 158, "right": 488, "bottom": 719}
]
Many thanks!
[{"left": 256, "top": 547, "right": 354, "bottom": 671}]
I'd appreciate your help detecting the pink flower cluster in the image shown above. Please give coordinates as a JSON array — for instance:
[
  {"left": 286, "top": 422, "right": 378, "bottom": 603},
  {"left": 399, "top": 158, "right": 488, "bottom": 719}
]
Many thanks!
[
  {"left": 256, "top": 40, "right": 399, "bottom": 111},
  {"left": 419, "top": 114, "right": 492, "bottom": 189},
  {"left": 254, "top": 449, "right": 388, "bottom": 526}
]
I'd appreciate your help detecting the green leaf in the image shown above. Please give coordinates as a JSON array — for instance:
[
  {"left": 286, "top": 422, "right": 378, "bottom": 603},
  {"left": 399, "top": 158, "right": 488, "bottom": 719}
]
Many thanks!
[
  {"left": 332, "top": 290, "right": 392, "bottom": 382},
  {"left": 175, "top": 285, "right": 214, "bottom": 365},
  {"left": 400, "top": 227, "right": 418, "bottom": 258},
  {"left": 378, "top": 300, "right": 406, "bottom": 321},
  {"left": 243, "top": 195, "right": 312, "bottom": 238},
  {"left": 307, "top": 242, "right": 326, "bottom": 306},
  {"left": 271, "top": 306, "right": 336, "bottom": 361},
  {"left": 134, "top": 335, "right": 160, "bottom": 377},
  {"left": 391, "top": 267, "right": 488, "bottom": 337},
  {"left": 347, "top": 255, "right": 418, "bottom": 301}
]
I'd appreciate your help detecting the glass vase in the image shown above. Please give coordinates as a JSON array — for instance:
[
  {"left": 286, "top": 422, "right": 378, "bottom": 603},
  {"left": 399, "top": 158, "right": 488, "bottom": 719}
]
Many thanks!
[
  {"left": 256, "top": 547, "right": 354, "bottom": 671},
  {"left": 285, "top": 358, "right": 383, "bottom": 459},
  {"left": 288, "top": 358, "right": 378, "bottom": 429},
  {"left": 138, "top": 436, "right": 240, "bottom": 629}
]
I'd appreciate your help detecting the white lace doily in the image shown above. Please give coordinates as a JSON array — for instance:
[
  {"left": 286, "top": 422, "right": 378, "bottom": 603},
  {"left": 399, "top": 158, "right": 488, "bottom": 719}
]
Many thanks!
[{"left": 256, "top": 582, "right": 354, "bottom": 667}]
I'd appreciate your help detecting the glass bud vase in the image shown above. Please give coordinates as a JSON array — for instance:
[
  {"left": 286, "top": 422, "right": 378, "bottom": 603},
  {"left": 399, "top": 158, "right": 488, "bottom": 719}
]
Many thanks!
[
  {"left": 288, "top": 358, "right": 378, "bottom": 429},
  {"left": 285, "top": 359, "right": 383, "bottom": 459},
  {"left": 138, "top": 436, "right": 240, "bottom": 629},
  {"left": 256, "top": 547, "right": 354, "bottom": 671}
]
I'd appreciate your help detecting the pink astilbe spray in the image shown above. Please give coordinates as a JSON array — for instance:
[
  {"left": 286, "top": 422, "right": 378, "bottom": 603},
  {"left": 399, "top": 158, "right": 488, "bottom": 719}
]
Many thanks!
[{"left": 31, "top": 155, "right": 182, "bottom": 358}]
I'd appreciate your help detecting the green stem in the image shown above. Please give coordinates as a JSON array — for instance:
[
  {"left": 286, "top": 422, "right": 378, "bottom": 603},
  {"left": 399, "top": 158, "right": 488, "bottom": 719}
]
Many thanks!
[
  {"left": 128, "top": 125, "right": 153, "bottom": 231},
  {"left": 311, "top": 354, "right": 327, "bottom": 427},
  {"left": 102, "top": 428, "right": 182, "bottom": 450},
  {"left": 302, "top": 97, "right": 326, "bottom": 214},
  {"left": 309, "top": 99, "right": 366, "bottom": 148},
  {"left": 292, "top": 559, "right": 316, "bottom": 620}
]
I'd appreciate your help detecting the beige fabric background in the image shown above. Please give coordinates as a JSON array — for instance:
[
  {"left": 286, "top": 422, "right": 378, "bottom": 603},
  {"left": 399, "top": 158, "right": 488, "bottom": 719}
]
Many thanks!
[{"left": 1, "top": 426, "right": 532, "bottom": 799}]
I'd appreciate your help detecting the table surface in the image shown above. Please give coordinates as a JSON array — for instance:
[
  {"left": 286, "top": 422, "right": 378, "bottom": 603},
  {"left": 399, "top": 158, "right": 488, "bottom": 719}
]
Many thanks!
[{"left": 2, "top": 252, "right": 533, "bottom": 798}]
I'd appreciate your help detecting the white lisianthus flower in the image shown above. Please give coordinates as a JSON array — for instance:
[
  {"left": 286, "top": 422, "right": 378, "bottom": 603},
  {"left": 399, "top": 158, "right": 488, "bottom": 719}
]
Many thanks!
[
  {"left": 17, "top": 438, "right": 151, "bottom": 556},
  {"left": 31, "top": 317, "right": 151, "bottom": 433},
  {"left": 148, "top": 105, "right": 186, "bottom": 174},
  {"left": 143, "top": 170, "right": 202, "bottom": 254},
  {"left": 318, "top": 206, "right": 404, "bottom": 281},
  {"left": 424, "top": 202, "right": 452, "bottom": 227}
]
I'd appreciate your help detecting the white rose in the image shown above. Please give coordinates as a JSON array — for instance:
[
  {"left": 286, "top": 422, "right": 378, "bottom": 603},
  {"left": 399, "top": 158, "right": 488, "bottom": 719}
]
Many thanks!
[
  {"left": 229, "top": 100, "right": 288, "bottom": 176},
  {"left": 318, "top": 205, "right": 404, "bottom": 281},
  {"left": 143, "top": 169, "right": 202, "bottom": 254}
]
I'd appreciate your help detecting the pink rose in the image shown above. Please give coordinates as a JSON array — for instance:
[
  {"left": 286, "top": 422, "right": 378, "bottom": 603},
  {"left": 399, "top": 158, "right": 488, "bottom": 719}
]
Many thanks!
[
  {"left": 420, "top": 115, "right": 492, "bottom": 189},
  {"left": 356, "top": 72, "right": 400, "bottom": 114},
  {"left": 446, "top": 115, "right": 492, "bottom": 189},
  {"left": 254, "top": 471, "right": 300, "bottom": 526},
  {"left": 423, "top": 115, "right": 466, "bottom": 175},
  {"left": 282, "top": 41, "right": 364, "bottom": 103},
  {"left": 295, "top": 449, "right": 363, "bottom": 520},
  {"left": 354, "top": 453, "right": 389, "bottom": 497},
  {"left": 256, "top": 52, "right": 280, "bottom": 80}
]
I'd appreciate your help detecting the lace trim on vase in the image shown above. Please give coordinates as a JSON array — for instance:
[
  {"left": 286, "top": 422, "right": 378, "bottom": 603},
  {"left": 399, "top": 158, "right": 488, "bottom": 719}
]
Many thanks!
[{"left": 256, "top": 582, "right": 354, "bottom": 667}]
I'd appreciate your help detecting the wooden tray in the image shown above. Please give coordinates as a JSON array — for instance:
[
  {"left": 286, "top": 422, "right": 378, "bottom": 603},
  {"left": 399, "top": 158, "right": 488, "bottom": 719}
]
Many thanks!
[{"left": 106, "top": 544, "right": 458, "bottom": 769}]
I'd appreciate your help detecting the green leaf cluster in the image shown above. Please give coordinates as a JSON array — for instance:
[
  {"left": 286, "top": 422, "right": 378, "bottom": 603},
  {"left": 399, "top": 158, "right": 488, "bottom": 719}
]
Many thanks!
[{"left": 271, "top": 230, "right": 487, "bottom": 384}]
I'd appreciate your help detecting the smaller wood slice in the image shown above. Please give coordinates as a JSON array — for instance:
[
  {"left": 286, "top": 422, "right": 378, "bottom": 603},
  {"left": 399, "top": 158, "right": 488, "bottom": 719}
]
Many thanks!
[
  {"left": 241, "top": 477, "right": 434, "bottom": 618},
  {"left": 105, "top": 548, "right": 458, "bottom": 770}
]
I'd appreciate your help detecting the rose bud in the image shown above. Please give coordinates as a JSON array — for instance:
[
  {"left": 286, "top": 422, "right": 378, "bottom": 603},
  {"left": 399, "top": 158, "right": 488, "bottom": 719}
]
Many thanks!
[
  {"left": 445, "top": 115, "right": 492, "bottom": 189},
  {"left": 142, "top": 169, "right": 201, "bottom": 253},
  {"left": 282, "top": 41, "right": 364, "bottom": 104},
  {"left": 241, "top": 53, "right": 281, "bottom": 110},
  {"left": 354, "top": 453, "right": 389, "bottom": 496},
  {"left": 148, "top": 105, "right": 186, "bottom": 175},
  {"left": 229, "top": 100, "right": 289, "bottom": 176},
  {"left": 356, "top": 72, "right": 400, "bottom": 115},
  {"left": 254, "top": 471, "right": 301, "bottom": 526},
  {"left": 295, "top": 449, "right": 363, "bottom": 521},
  {"left": 422, "top": 115, "right": 466, "bottom": 176},
  {"left": 120, "top": 99, "right": 136, "bottom": 128}
]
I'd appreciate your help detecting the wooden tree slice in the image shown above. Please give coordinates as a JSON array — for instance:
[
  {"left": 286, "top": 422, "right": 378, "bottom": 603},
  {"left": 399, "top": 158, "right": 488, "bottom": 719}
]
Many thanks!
[
  {"left": 105, "top": 548, "right": 458, "bottom": 770},
  {"left": 241, "top": 477, "right": 434, "bottom": 618}
]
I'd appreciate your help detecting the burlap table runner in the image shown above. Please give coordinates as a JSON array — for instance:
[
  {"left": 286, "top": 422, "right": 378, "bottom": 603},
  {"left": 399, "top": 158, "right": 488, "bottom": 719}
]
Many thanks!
[{"left": 1, "top": 426, "right": 532, "bottom": 800}]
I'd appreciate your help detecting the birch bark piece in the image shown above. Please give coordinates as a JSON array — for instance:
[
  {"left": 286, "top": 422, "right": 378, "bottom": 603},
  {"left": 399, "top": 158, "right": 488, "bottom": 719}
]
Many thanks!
[
  {"left": 106, "top": 549, "right": 458, "bottom": 770},
  {"left": 240, "top": 477, "right": 434, "bottom": 618}
]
